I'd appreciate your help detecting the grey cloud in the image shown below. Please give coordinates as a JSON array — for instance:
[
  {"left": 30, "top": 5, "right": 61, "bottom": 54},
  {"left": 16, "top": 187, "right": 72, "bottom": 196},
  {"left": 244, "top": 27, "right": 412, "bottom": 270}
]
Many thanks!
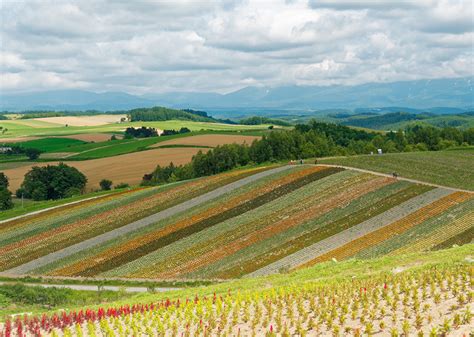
[
  {"left": 308, "top": 0, "right": 428, "bottom": 10},
  {"left": 1, "top": 0, "right": 472, "bottom": 94}
]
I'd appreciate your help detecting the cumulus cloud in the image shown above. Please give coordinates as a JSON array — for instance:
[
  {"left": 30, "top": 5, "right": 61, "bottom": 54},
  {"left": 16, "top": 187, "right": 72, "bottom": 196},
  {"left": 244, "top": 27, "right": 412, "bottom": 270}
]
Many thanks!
[{"left": 0, "top": 0, "right": 472, "bottom": 94}]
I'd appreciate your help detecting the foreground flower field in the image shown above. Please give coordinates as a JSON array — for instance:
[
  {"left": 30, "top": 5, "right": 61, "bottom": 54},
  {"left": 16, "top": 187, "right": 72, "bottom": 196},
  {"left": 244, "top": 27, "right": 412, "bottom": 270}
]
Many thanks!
[{"left": 0, "top": 245, "right": 472, "bottom": 336}]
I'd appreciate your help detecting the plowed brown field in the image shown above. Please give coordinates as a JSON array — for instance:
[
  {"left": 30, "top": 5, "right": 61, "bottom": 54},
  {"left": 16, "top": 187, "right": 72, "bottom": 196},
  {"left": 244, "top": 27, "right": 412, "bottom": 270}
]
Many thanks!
[
  {"left": 151, "top": 134, "right": 260, "bottom": 148},
  {"left": 3, "top": 147, "right": 207, "bottom": 192}
]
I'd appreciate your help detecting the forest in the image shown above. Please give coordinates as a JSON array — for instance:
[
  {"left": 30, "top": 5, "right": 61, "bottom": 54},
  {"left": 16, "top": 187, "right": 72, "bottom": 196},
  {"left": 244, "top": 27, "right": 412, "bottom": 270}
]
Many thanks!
[{"left": 142, "top": 120, "right": 474, "bottom": 185}]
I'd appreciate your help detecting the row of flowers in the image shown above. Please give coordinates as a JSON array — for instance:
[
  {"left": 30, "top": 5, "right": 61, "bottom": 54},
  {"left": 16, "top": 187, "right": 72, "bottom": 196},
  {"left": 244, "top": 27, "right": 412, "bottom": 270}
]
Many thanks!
[
  {"left": 0, "top": 166, "right": 271, "bottom": 272},
  {"left": 300, "top": 191, "right": 472, "bottom": 268},
  {"left": 50, "top": 166, "right": 332, "bottom": 277},
  {"left": 0, "top": 263, "right": 471, "bottom": 336}
]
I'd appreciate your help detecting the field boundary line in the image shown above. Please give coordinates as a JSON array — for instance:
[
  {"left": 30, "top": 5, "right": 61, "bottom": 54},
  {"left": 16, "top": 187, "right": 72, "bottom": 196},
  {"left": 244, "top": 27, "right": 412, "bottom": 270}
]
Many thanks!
[
  {"left": 0, "top": 165, "right": 293, "bottom": 276},
  {"left": 315, "top": 164, "right": 473, "bottom": 193}
]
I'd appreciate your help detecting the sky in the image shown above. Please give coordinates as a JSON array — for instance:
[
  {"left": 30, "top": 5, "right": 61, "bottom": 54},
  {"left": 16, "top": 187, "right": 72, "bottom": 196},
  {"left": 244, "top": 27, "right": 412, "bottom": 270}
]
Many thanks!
[{"left": 1, "top": 0, "right": 473, "bottom": 94}]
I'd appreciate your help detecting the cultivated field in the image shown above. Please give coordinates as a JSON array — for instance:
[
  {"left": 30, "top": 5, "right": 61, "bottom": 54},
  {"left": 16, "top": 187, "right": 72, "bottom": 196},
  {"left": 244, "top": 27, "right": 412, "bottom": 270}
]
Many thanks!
[
  {"left": 151, "top": 134, "right": 260, "bottom": 148},
  {"left": 56, "top": 133, "right": 123, "bottom": 142},
  {"left": 2, "top": 147, "right": 209, "bottom": 191},
  {"left": 1, "top": 165, "right": 471, "bottom": 281},
  {"left": 0, "top": 244, "right": 472, "bottom": 336},
  {"left": 319, "top": 149, "right": 474, "bottom": 190},
  {"left": 33, "top": 115, "right": 126, "bottom": 126},
  {"left": 0, "top": 118, "right": 270, "bottom": 139}
]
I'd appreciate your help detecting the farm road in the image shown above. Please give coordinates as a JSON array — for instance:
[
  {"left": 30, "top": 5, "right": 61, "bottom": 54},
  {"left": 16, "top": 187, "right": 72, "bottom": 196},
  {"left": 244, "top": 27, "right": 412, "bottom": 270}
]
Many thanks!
[
  {"left": 317, "top": 164, "right": 473, "bottom": 193},
  {"left": 0, "top": 281, "right": 175, "bottom": 293},
  {"left": 1, "top": 165, "right": 294, "bottom": 276}
]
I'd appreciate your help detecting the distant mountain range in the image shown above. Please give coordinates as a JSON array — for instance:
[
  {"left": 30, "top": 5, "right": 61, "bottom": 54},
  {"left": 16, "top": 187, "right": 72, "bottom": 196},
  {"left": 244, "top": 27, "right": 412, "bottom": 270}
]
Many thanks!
[{"left": 1, "top": 77, "right": 472, "bottom": 115}]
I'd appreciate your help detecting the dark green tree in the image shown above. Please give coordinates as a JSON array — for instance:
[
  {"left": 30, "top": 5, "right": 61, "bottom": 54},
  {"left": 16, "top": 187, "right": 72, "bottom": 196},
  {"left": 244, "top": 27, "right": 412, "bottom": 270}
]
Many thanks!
[
  {"left": 25, "top": 148, "right": 42, "bottom": 160},
  {"left": 0, "top": 172, "right": 9, "bottom": 189},
  {"left": 0, "top": 188, "right": 13, "bottom": 210},
  {"left": 18, "top": 163, "right": 87, "bottom": 200}
]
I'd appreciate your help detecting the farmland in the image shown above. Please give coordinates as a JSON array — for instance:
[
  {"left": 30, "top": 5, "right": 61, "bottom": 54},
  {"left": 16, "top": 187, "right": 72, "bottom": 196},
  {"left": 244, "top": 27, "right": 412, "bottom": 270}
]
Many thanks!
[
  {"left": 0, "top": 244, "right": 472, "bottom": 336},
  {"left": 0, "top": 164, "right": 471, "bottom": 282},
  {"left": 0, "top": 132, "right": 268, "bottom": 191},
  {"left": 2, "top": 147, "right": 207, "bottom": 191},
  {"left": 319, "top": 148, "right": 474, "bottom": 190},
  {"left": 0, "top": 118, "right": 270, "bottom": 139}
]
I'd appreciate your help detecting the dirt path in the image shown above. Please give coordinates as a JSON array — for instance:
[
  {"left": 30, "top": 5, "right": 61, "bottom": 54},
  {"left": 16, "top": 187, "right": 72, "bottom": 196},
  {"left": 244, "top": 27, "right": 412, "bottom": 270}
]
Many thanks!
[
  {"left": 317, "top": 164, "right": 473, "bottom": 193},
  {"left": 247, "top": 187, "right": 453, "bottom": 276},
  {"left": 0, "top": 281, "right": 176, "bottom": 293},
  {"left": 1, "top": 166, "right": 293, "bottom": 276}
]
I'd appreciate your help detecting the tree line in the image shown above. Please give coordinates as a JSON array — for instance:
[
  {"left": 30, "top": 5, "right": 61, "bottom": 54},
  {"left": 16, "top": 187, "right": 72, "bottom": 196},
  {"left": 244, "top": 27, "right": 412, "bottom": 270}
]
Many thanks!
[
  {"left": 142, "top": 121, "right": 474, "bottom": 185},
  {"left": 239, "top": 116, "right": 292, "bottom": 127},
  {"left": 129, "top": 107, "right": 215, "bottom": 122}
]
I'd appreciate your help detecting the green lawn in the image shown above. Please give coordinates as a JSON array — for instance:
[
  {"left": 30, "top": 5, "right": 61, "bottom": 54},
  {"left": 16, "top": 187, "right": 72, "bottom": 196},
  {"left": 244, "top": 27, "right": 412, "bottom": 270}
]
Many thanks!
[
  {"left": 12, "top": 137, "right": 86, "bottom": 153},
  {"left": 319, "top": 148, "right": 474, "bottom": 190}
]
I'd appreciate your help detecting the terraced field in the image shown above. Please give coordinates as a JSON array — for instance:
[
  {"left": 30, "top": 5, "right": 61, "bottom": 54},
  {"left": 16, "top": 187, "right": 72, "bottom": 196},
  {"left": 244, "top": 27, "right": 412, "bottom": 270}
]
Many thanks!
[{"left": 1, "top": 164, "right": 471, "bottom": 280}]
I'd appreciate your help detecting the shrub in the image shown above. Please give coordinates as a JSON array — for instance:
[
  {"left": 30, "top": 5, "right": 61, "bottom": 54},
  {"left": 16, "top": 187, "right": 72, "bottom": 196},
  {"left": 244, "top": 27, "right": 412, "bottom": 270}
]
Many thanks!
[
  {"left": 25, "top": 148, "right": 42, "bottom": 160},
  {"left": 0, "top": 188, "right": 13, "bottom": 210},
  {"left": 114, "top": 183, "right": 130, "bottom": 189},
  {"left": 0, "top": 172, "right": 9, "bottom": 189},
  {"left": 99, "top": 179, "right": 113, "bottom": 191}
]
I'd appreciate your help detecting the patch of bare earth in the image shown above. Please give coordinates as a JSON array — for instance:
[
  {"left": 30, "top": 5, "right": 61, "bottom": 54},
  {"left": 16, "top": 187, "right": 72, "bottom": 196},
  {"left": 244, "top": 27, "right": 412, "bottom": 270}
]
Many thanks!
[
  {"left": 33, "top": 115, "right": 126, "bottom": 126},
  {"left": 3, "top": 147, "right": 207, "bottom": 191},
  {"left": 151, "top": 134, "right": 261, "bottom": 148}
]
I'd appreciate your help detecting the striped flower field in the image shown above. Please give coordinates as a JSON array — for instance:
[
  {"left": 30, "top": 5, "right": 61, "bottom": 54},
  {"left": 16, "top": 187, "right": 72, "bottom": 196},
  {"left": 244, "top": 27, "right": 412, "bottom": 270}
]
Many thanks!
[{"left": 1, "top": 164, "right": 472, "bottom": 279}]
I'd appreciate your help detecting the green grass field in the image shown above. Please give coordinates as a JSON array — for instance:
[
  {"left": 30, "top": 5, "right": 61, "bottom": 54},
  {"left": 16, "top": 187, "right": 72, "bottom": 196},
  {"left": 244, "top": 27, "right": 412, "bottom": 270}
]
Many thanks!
[
  {"left": 13, "top": 137, "right": 86, "bottom": 152},
  {"left": 0, "top": 119, "right": 272, "bottom": 139},
  {"left": 319, "top": 148, "right": 474, "bottom": 190}
]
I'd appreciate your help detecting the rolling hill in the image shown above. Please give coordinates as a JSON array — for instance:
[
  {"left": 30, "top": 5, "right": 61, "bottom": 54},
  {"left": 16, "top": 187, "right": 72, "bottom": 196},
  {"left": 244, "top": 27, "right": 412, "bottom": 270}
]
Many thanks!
[
  {"left": 1, "top": 163, "right": 472, "bottom": 280},
  {"left": 334, "top": 111, "right": 474, "bottom": 130}
]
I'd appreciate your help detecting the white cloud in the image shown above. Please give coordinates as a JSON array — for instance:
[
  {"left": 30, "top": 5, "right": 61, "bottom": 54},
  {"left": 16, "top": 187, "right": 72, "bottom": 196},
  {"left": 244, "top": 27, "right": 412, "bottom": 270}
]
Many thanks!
[{"left": 0, "top": 0, "right": 472, "bottom": 94}]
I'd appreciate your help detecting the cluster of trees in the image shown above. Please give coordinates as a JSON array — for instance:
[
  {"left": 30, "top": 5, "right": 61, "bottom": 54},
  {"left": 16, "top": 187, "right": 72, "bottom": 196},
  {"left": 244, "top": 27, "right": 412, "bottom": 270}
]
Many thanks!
[
  {"left": 124, "top": 126, "right": 192, "bottom": 138},
  {"left": 0, "top": 115, "right": 7, "bottom": 120},
  {"left": 339, "top": 112, "right": 425, "bottom": 129},
  {"left": 161, "top": 127, "right": 191, "bottom": 136},
  {"left": 0, "top": 173, "right": 13, "bottom": 210},
  {"left": 142, "top": 121, "right": 474, "bottom": 185},
  {"left": 16, "top": 163, "right": 87, "bottom": 201},
  {"left": 1, "top": 145, "right": 42, "bottom": 160},
  {"left": 129, "top": 107, "right": 215, "bottom": 122},
  {"left": 239, "top": 116, "right": 292, "bottom": 127},
  {"left": 124, "top": 127, "right": 158, "bottom": 138}
]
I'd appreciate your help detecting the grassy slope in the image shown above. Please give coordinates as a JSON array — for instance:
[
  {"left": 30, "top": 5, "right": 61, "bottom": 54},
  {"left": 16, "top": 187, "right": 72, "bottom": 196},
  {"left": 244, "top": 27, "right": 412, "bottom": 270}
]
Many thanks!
[
  {"left": 5, "top": 243, "right": 471, "bottom": 319},
  {"left": 319, "top": 148, "right": 474, "bottom": 190},
  {"left": 13, "top": 137, "right": 86, "bottom": 152}
]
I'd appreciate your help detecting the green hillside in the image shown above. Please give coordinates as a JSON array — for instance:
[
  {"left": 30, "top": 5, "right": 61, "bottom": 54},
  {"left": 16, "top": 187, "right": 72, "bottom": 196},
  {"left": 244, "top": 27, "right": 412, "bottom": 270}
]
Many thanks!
[
  {"left": 335, "top": 111, "right": 474, "bottom": 130},
  {"left": 319, "top": 148, "right": 474, "bottom": 190}
]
